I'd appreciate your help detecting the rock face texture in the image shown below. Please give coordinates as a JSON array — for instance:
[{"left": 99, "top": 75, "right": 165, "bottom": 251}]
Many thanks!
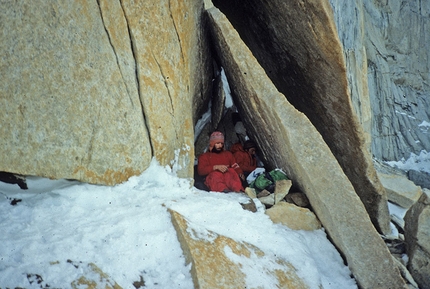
[
  {"left": 408, "top": 169, "right": 430, "bottom": 190},
  {"left": 0, "top": 1, "right": 150, "bottom": 185},
  {"left": 404, "top": 189, "right": 430, "bottom": 289},
  {"left": 330, "top": 0, "right": 430, "bottom": 161},
  {"left": 0, "top": 1, "right": 212, "bottom": 184},
  {"left": 121, "top": 0, "right": 212, "bottom": 178},
  {"left": 212, "top": 0, "right": 391, "bottom": 234},
  {"left": 207, "top": 7, "right": 406, "bottom": 289}
]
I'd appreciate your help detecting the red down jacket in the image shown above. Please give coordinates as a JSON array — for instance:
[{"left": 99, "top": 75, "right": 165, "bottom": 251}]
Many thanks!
[
  {"left": 197, "top": 150, "right": 243, "bottom": 192},
  {"left": 231, "top": 143, "right": 257, "bottom": 174}
]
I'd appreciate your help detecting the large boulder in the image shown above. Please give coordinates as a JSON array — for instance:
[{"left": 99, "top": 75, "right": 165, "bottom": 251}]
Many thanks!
[
  {"left": 212, "top": 0, "right": 391, "bottom": 234},
  {"left": 0, "top": 1, "right": 151, "bottom": 185},
  {"left": 0, "top": 1, "right": 212, "bottom": 184},
  {"left": 404, "top": 189, "right": 430, "bottom": 289},
  {"left": 377, "top": 172, "right": 423, "bottom": 209},
  {"left": 206, "top": 7, "right": 406, "bottom": 288}
]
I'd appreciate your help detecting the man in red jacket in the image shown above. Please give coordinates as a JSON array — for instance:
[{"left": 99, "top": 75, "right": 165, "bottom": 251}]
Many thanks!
[{"left": 197, "top": 131, "right": 244, "bottom": 192}]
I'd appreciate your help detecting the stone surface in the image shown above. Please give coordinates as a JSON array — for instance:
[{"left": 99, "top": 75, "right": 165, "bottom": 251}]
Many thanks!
[
  {"left": 0, "top": 1, "right": 212, "bottom": 184},
  {"left": 239, "top": 195, "right": 257, "bottom": 213},
  {"left": 407, "top": 169, "right": 430, "bottom": 190},
  {"left": 212, "top": 0, "right": 391, "bottom": 235},
  {"left": 374, "top": 159, "right": 408, "bottom": 177},
  {"left": 211, "top": 73, "right": 226, "bottom": 131},
  {"left": 194, "top": 121, "right": 213, "bottom": 157},
  {"left": 207, "top": 7, "right": 406, "bottom": 288},
  {"left": 121, "top": 0, "right": 212, "bottom": 178},
  {"left": 378, "top": 172, "right": 423, "bottom": 209},
  {"left": 330, "top": 0, "right": 430, "bottom": 161},
  {"left": 170, "top": 209, "right": 310, "bottom": 289},
  {"left": 258, "top": 194, "right": 275, "bottom": 207},
  {"left": 257, "top": 189, "right": 271, "bottom": 198},
  {"left": 285, "top": 192, "right": 310, "bottom": 208},
  {"left": 274, "top": 179, "right": 292, "bottom": 204},
  {"left": 266, "top": 202, "right": 322, "bottom": 231},
  {"left": 244, "top": 187, "right": 257, "bottom": 199},
  {"left": 0, "top": 1, "right": 151, "bottom": 185},
  {"left": 404, "top": 189, "right": 430, "bottom": 289}
]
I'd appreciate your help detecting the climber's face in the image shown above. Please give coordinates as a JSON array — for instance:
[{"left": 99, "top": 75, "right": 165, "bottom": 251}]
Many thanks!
[{"left": 213, "top": 142, "right": 224, "bottom": 152}]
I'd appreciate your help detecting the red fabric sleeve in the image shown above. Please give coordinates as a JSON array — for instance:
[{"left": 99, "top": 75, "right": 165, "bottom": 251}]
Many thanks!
[
  {"left": 234, "top": 151, "right": 256, "bottom": 173},
  {"left": 228, "top": 152, "right": 243, "bottom": 175},
  {"left": 197, "top": 153, "right": 214, "bottom": 176},
  {"left": 198, "top": 151, "right": 243, "bottom": 176}
]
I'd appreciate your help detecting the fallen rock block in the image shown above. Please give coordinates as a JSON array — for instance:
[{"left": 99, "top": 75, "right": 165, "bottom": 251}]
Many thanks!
[
  {"left": 239, "top": 196, "right": 257, "bottom": 213},
  {"left": 257, "top": 189, "right": 271, "bottom": 198},
  {"left": 285, "top": 192, "right": 310, "bottom": 208},
  {"left": 378, "top": 172, "right": 423, "bottom": 209},
  {"left": 169, "top": 209, "right": 310, "bottom": 289},
  {"left": 265, "top": 202, "right": 321, "bottom": 231},
  {"left": 274, "top": 179, "right": 292, "bottom": 204},
  {"left": 244, "top": 187, "right": 257, "bottom": 199},
  {"left": 258, "top": 193, "right": 275, "bottom": 206}
]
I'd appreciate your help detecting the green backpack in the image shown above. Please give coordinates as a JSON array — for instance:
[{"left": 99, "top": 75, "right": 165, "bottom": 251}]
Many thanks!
[{"left": 250, "top": 169, "right": 288, "bottom": 193}]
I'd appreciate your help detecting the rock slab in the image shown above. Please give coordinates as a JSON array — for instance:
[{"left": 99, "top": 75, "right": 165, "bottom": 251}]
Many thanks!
[
  {"left": 266, "top": 202, "right": 322, "bottom": 231},
  {"left": 378, "top": 172, "right": 423, "bottom": 209},
  {"left": 169, "top": 209, "right": 310, "bottom": 289},
  {"left": 206, "top": 7, "right": 406, "bottom": 289},
  {"left": 212, "top": 0, "right": 391, "bottom": 235}
]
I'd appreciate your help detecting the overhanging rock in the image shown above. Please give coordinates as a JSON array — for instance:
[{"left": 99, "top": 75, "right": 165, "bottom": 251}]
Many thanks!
[
  {"left": 212, "top": 0, "right": 391, "bottom": 235},
  {"left": 207, "top": 7, "right": 406, "bottom": 289}
]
